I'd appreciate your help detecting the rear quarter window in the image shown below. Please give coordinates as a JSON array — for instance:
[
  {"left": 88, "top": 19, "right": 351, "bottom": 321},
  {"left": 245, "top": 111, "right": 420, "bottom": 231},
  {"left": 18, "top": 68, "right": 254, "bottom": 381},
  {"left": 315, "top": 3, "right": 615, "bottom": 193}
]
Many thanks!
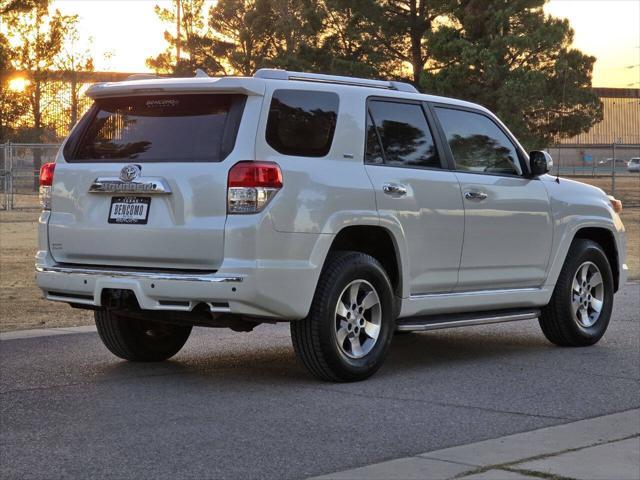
[
  {"left": 265, "top": 89, "right": 339, "bottom": 157},
  {"left": 65, "top": 94, "right": 246, "bottom": 162}
]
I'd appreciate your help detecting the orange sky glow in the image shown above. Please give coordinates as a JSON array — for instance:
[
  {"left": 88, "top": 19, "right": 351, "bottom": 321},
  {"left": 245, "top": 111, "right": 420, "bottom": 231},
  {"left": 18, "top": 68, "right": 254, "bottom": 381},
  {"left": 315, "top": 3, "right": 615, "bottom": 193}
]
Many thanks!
[{"left": 18, "top": 0, "right": 640, "bottom": 88}]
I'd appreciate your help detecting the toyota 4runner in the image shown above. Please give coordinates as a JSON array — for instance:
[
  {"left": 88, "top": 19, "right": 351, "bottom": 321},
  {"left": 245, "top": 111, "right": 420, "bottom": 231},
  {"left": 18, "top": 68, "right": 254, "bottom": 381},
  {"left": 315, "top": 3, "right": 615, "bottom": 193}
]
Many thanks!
[{"left": 36, "top": 69, "right": 628, "bottom": 381}]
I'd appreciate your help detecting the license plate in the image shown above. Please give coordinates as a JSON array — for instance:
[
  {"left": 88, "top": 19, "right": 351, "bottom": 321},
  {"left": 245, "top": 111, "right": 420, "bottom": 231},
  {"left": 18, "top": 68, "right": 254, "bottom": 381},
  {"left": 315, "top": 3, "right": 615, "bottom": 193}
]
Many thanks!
[{"left": 108, "top": 197, "right": 151, "bottom": 224}]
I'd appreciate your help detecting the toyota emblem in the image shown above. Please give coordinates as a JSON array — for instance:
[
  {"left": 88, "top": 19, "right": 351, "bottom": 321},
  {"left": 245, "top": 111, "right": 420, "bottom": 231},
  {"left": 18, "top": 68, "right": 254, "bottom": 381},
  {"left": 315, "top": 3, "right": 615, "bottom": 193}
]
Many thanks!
[{"left": 119, "top": 164, "right": 141, "bottom": 182}]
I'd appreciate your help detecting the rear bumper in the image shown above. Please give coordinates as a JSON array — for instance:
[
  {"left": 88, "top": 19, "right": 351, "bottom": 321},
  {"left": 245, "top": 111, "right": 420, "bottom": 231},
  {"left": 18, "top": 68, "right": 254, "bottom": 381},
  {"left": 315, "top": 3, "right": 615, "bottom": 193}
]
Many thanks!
[
  {"left": 35, "top": 207, "right": 336, "bottom": 320},
  {"left": 35, "top": 252, "right": 321, "bottom": 320},
  {"left": 36, "top": 255, "right": 241, "bottom": 312},
  {"left": 35, "top": 218, "right": 335, "bottom": 320}
]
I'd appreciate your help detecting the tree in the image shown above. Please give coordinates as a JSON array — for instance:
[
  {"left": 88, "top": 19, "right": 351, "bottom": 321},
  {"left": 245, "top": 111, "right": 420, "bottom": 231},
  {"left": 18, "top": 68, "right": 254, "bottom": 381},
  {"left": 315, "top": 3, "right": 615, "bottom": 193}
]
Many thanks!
[
  {"left": 147, "top": 0, "right": 228, "bottom": 76},
  {"left": 424, "top": 0, "right": 602, "bottom": 148},
  {"left": 55, "top": 23, "right": 94, "bottom": 129},
  {"left": 4, "top": 1, "right": 77, "bottom": 185},
  {"left": 329, "top": 0, "right": 452, "bottom": 85},
  {"left": 0, "top": 32, "right": 29, "bottom": 142},
  {"left": 305, "top": 0, "right": 388, "bottom": 78}
]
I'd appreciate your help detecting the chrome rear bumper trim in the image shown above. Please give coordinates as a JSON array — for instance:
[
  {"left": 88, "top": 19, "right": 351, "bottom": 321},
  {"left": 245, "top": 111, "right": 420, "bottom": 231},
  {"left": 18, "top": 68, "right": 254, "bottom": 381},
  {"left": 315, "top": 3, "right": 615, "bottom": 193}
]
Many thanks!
[{"left": 36, "top": 265, "right": 243, "bottom": 283}]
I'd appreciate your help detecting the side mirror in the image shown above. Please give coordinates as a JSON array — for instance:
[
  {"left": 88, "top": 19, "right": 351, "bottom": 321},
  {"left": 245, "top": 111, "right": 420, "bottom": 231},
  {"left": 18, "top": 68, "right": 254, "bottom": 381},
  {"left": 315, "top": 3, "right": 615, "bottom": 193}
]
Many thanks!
[{"left": 529, "top": 150, "right": 553, "bottom": 176}]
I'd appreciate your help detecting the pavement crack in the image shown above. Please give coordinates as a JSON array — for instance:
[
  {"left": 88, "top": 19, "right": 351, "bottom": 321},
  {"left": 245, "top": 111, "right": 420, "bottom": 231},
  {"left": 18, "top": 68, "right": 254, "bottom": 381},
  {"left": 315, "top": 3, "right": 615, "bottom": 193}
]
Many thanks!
[
  {"left": 310, "top": 385, "right": 570, "bottom": 421},
  {"left": 450, "top": 433, "right": 640, "bottom": 480}
]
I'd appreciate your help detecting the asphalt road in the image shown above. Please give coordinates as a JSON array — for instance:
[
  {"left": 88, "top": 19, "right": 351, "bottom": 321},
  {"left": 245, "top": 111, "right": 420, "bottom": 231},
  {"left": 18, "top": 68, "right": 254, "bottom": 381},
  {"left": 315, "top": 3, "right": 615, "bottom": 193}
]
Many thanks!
[{"left": 1, "top": 283, "right": 638, "bottom": 480}]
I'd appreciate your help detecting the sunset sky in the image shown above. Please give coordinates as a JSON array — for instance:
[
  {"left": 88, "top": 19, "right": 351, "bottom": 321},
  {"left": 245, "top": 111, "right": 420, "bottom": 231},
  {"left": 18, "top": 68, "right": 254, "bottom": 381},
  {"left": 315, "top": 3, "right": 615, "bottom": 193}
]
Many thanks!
[{"left": 47, "top": 0, "right": 640, "bottom": 88}]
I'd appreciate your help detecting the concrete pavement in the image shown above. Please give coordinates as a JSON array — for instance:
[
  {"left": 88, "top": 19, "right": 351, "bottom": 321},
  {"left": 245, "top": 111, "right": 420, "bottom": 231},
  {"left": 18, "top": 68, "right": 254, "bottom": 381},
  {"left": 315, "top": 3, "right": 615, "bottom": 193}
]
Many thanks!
[{"left": 312, "top": 409, "right": 640, "bottom": 480}]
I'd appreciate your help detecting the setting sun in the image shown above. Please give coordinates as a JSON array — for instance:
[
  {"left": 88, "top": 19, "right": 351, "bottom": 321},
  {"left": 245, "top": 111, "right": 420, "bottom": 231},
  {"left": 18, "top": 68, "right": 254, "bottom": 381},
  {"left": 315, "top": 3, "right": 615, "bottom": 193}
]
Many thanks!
[{"left": 8, "top": 77, "right": 29, "bottom": 92}]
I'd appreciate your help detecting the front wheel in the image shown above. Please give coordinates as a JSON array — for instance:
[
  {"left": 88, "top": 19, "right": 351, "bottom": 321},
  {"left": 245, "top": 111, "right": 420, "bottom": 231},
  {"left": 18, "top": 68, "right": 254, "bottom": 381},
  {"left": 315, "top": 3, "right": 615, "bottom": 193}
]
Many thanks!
[
  {"left": 95, "top": 309, "right": 192, "bottom": 361},
  {"left": 539, "top": 239, "right": 614, "bottom": 347},
  {"left": 291, "top": 251, "right": 395, "bottom": 382}
]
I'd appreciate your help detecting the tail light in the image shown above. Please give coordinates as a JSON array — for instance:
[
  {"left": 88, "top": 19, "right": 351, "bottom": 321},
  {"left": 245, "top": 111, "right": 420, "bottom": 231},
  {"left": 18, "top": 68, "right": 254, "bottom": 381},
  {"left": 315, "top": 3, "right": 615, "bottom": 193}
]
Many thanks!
[
  {"left": 227, "top": 161, "right": 282, "bottom": 214},
  {"left": 39, "top": 162, "right": 56, "bottom": 210}
]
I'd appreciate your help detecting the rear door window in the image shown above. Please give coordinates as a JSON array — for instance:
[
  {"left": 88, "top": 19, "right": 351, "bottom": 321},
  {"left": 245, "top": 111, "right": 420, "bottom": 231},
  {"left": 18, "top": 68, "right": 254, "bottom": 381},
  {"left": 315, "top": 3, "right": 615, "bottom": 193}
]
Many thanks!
[
  {"left": 265, "top": 89, "right": 339, "bottom": 157},
  {"left": 366, "top": 100, "right": 441, "bottom": 169},
  {"left": 67, "top": 94, "right": 246, "bottom": 162}
]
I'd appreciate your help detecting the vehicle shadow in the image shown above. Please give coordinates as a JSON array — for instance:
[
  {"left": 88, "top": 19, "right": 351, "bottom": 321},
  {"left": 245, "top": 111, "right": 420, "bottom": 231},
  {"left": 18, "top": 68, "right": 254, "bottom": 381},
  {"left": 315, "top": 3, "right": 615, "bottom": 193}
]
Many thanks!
[{"left": 91, "top": 324, "right": 555, "bottom": 385}]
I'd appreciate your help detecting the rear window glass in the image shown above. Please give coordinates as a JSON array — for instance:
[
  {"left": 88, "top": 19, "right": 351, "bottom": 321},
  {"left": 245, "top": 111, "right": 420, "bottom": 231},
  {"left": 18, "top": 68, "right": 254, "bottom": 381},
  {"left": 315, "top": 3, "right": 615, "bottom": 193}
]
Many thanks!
[
  {"left": 68, "top": 94, "right": 245, "bottom": 162},
  {"left": 265, "top": 89, "right": 338, "bottom": 157}
]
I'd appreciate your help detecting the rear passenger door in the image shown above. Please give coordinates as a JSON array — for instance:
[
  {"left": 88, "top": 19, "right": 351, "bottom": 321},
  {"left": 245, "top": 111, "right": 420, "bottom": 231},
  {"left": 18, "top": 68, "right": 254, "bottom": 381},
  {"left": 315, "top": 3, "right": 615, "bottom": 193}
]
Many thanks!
[
  {"left": 431, "top": 105, "right": 553, "bottom": 291},
  {"left": 364, "top": 98, "right": 464, "bottom": 295}
]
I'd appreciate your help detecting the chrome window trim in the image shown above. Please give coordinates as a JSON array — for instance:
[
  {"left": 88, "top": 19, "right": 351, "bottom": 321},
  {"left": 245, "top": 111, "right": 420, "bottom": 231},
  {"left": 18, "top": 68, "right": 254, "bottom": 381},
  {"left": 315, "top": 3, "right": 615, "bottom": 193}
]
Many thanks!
[{"left": 36, "top": 265, "right": 243, "bottom": 283}]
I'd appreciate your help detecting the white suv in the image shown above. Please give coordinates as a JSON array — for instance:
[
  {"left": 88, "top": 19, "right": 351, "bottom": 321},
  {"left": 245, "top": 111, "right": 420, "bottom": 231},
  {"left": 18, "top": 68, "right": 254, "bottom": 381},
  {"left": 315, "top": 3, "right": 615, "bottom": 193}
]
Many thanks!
[{"left": 36, "top": 69, "right": 628, "bottom": 381}]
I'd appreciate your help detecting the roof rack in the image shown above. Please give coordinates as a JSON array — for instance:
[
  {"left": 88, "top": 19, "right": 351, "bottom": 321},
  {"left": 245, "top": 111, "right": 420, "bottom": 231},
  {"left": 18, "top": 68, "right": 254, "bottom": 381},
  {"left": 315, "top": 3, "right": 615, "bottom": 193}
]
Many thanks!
[
  {"left": 253, "top": 68, "right": 418, "bottom": 93},
  {"left": 125, "top": 73, "right": 160, "bottom": 81}
]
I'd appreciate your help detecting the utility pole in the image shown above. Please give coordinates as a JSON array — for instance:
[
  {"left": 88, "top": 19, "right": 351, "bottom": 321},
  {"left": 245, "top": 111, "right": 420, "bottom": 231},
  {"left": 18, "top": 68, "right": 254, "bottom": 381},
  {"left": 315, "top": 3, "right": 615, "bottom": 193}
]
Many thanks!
[
  {"left": 612, "top": 137, "right": 621, "bottom": 196},
  {"left": 176, "top": 0, "right": 181, "bottom": 70}
]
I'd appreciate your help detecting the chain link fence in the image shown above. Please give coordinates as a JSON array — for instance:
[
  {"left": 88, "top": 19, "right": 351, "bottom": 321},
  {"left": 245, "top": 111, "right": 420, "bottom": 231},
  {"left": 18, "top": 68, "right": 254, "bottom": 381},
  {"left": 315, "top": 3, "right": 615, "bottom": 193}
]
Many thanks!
[
  {"left": 1, "top": 142, "right": 638, "bottom": 210},
  {"left": 1, "top": 143, "right": 61, "bottom": 210}
]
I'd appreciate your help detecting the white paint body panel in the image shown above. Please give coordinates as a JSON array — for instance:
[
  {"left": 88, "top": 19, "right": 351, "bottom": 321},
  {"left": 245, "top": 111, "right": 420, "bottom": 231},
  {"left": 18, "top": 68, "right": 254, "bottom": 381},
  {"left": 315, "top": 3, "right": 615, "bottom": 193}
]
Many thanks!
[
  {"left": 36, "top": 75, "right": 627, "bottom": 321},
  {"left": 454, "top": 173, "right": 553, "bottom": 291}
]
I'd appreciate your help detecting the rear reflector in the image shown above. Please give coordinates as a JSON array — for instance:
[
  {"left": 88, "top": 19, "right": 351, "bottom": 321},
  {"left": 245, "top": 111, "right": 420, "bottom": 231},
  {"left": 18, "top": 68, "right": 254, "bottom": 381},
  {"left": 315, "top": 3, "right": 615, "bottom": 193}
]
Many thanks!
[
  {"left": 39, "top": 162, "right": 56, "bottom": 210},
  {"left": 227, "top": 161, "right": 282, "bottom": 214}
]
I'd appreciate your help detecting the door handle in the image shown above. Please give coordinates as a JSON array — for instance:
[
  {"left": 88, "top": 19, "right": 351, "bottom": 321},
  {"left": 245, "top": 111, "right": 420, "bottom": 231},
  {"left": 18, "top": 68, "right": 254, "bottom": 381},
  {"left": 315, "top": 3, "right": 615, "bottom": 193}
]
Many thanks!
[
  {"left": 464, "top": 191, "right": 488, "bottom": 201},
  {"left": 383, "top": 183, "right": 408, "bottom": 197}
]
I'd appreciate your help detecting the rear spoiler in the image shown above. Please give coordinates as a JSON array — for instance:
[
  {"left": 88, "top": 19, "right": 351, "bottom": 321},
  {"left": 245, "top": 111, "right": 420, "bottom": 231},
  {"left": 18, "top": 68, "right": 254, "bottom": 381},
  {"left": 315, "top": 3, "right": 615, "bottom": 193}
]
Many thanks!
[{"left": 86, "top": 76, "right": 265, "bottom": 99}]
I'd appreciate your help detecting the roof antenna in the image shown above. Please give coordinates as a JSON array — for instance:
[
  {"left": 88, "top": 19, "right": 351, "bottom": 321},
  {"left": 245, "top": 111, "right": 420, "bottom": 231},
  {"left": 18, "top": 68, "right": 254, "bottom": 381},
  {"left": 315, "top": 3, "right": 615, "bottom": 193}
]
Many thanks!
[
  {"left": 556, "top": 65, "right": 569, "bottom": 184},
  {"left": 195, "top": 69, "right": 209, "bottom": 78}
]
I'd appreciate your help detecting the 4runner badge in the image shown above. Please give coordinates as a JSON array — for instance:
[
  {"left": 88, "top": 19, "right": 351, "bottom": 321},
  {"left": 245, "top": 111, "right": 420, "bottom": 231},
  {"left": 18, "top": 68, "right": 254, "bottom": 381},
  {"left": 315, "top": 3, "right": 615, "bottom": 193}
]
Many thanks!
[{"left": 119, "top": 164, "right": 141, "bottom": 182}]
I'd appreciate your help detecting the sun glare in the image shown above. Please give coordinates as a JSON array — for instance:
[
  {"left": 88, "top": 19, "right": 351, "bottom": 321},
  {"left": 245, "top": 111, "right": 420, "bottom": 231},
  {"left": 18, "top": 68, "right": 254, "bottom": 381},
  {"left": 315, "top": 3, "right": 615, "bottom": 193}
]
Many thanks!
[{"left": 8, "top": 77, "right": 29, "bottom": 92}]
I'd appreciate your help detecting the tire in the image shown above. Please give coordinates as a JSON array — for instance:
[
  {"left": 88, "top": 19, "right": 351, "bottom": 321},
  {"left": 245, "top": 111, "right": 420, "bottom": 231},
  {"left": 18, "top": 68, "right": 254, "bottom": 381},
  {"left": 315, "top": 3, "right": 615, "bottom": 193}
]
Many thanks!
[
  {"left": 291, "top": 251, "right": 395, "bottom": 382},
  {"left": 539, "top": 239, "right": 614, "bottom": 347},
  {"left": 95, "top": 309, "right": 192, "bottom": 361}
]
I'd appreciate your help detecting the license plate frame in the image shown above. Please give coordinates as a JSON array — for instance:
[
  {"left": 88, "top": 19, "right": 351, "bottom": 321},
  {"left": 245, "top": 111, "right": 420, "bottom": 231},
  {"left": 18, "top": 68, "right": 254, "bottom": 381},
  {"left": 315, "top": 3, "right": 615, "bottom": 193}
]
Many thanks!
[{"left": 108, "top": 196, "right": 151, "bottom": 225}]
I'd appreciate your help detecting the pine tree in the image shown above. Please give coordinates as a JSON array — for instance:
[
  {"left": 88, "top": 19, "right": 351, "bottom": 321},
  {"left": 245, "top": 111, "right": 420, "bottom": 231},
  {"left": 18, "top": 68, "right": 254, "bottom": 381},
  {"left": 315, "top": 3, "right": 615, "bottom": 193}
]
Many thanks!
[{"left": 424, "top": 0, "right": 602, "bottom": 148}]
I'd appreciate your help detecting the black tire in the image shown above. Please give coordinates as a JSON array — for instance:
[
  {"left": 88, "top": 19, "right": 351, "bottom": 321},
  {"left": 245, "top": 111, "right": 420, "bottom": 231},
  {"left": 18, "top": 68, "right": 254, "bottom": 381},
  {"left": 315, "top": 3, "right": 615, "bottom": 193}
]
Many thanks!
[
  {"left": 95, "top": 309, "right": 192, "bottom": 361},
  {"left": 539, "top": 239, "right": 614, "bottom": 347},
  {"left": 291, "top": 251, "right": 395, "bottom": 382}
]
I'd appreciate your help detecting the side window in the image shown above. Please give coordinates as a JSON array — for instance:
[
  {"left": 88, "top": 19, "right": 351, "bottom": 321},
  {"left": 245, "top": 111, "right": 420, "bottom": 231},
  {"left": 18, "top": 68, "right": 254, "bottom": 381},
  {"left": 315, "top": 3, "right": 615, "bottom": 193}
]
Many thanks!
[
  {"left": 366, "top": 100, "right": 441, "bottom": 169},
  {"left": 365, "top": 111, "right": 384, "bottom": 164},
  {"left": 435, "top": 107, "right": 522, "bottom": 175},
  {"left": 266, "top": 89, "right": 338, "bottom": 157}
]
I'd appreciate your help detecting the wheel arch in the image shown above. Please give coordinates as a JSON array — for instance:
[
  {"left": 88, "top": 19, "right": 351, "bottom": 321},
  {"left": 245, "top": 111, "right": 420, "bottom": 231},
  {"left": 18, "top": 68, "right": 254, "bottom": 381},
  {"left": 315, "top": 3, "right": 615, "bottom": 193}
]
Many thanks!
[
  {"left": 325, "top": 225, "right": 404, "bottom": 300},
  {"left": 573, "top": 227, "right": 620, "bottom": 292}
]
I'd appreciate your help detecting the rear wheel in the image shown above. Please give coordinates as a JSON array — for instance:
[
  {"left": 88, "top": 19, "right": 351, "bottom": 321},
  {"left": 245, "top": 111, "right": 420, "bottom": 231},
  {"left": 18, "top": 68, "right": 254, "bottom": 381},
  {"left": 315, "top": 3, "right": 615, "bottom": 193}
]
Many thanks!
[
  {"left": 95, "top": 309, "right": 192, "bottom": 361},
  {"left": 291, "top": 251, "right": 395, "bottom": 382},
  {"left": 539, "top": 239, "right": 614, "bottom": 346}
]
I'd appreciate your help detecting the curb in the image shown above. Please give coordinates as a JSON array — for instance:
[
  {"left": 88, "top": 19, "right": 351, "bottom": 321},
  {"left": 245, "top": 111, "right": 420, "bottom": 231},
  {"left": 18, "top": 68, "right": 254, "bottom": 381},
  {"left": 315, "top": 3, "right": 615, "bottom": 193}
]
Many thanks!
[
  {"left": 310, "top": 409, "right": 640, "bottom": 480},
  {"left": 0, "top": 325, "right": 96, "bottom": 341}
]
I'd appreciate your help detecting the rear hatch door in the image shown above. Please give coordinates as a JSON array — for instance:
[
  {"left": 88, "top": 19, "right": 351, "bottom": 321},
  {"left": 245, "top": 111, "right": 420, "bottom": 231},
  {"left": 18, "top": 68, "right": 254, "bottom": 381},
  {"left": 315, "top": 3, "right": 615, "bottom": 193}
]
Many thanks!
[{"left": 48, "top": 91, "right": 258, "bottom": 270}]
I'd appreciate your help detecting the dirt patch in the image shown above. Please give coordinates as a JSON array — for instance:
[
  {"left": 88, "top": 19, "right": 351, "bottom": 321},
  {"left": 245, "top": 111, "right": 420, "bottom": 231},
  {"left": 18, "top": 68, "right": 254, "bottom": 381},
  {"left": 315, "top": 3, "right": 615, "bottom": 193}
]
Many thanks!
[
  {"left": 565, "top": 175, "right": 639, "bottom": 207},
  {"left": 567, "top": 176, "right": 639, "bottom": 280},
  {"left": 0, "top": 210, "right": 93, "bottom": 332},
  {"left": 1, "top": 179, "right": 638, "bottom": 332}
]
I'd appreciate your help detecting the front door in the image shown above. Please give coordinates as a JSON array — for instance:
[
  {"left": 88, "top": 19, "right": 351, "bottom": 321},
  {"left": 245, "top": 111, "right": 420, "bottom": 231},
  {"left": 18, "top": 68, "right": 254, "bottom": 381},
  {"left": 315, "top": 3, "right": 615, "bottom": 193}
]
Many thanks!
[
  {"left": 364, "top": 99, "right": 464, "bottom": 295},
  {"left": 432, "top": 105, "right": 553, "bottom": 291}
]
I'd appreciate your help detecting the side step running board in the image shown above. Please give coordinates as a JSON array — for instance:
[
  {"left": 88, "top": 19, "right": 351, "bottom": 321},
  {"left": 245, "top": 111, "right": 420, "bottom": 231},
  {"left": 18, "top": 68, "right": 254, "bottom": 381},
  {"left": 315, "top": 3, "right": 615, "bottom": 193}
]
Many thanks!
[{"left": 396, "top": 309, "right": 540, "bottom": 332}]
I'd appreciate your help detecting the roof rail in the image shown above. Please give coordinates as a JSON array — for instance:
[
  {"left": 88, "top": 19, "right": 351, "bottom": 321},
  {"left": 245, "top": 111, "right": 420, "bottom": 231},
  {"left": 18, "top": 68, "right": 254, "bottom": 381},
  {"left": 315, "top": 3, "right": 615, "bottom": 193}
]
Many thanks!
[
  {"left": 125, "top": 73, "right": 160, "bottom": 81},
  {"left": 253, "top": 68, "right": 418, "bottom": 93}
]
